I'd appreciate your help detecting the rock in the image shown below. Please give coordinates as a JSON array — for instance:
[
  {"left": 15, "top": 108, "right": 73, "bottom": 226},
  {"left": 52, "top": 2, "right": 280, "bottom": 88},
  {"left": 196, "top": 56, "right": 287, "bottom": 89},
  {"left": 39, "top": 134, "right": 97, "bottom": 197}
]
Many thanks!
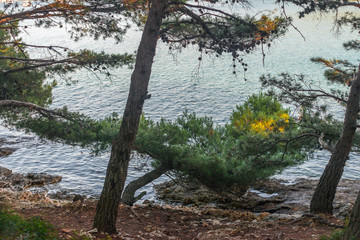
[
  {"left": 0, "top": 166, "right": 12, "bottom": 177},
  {"left": 88, "top": 228, "right": 98, "bottom": 233},
  {"left": 0, "top": 147, "right": 17, "bottom": 157},
  {"left": 154, "top": 178, "right": 246, "bottom": 208},
  {"left": 73, "top": 194, "right": 85, "bottom": 203},
  {"left": 48, "top": 189, "right": 74, "bottom": 200},
  {"left": 63, "top": 200, "right": 83, "bottom": 210},
  {"left": 25, "top": 173, "right": 62, "bottom": 185},
  {"left": 155, "top": 177, "right": 360, "bottom": 218},
  {"left": 0, "top": 166, "right": 62, "bottom": 191},
  {"left": 0, "top": 181, "right": 11, "bottom": 188},
  {"left": 335, "top": 202, "right": 354, "bottom": 220},
  {"left": 197, "top": 228, "right": 235, "bottom": 240}
]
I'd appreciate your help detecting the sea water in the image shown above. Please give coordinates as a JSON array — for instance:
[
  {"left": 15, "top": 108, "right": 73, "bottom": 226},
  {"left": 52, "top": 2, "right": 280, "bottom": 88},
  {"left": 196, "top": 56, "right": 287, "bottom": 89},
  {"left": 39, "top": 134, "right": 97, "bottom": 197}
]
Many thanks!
[{"left": 0, "top": 1, "right": 359, "bottom": 201}]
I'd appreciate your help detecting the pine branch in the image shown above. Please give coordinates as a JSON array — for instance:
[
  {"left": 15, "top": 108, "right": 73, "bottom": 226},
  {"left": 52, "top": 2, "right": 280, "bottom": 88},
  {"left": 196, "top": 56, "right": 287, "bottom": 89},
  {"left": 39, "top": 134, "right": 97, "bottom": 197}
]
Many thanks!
[
  {"left": 318, "top": 132, "right": 334, "bottom": 153},
  {"left": 0, "top": 100, "right": 67, "bottom": 119}
]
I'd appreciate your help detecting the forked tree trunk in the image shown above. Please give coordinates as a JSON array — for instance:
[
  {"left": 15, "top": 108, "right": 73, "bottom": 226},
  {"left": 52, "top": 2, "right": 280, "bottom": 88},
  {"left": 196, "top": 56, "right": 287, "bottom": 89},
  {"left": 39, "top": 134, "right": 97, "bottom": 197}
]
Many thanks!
[
  {"left": 93, "top": 0, "right": 166, "bottom": 233},
  {"left": 121, "top": 163, "right": 168, "bottom": 206},
  {"left": 344, "top": 189, "right": 360, "bottom": 239},
  {"left": 310, "top": 65, "right": 360, "bottom": 214}
]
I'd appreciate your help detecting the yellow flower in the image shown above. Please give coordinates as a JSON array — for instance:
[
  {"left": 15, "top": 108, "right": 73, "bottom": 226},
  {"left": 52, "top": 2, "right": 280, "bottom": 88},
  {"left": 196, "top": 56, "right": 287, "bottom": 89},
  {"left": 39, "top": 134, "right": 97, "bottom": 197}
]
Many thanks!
[
  {"left": 250, "top": 117, "right": 275, "bottom": 135},
  {"left": 279, "top": 113, "right": 289, "bottom": 123}
]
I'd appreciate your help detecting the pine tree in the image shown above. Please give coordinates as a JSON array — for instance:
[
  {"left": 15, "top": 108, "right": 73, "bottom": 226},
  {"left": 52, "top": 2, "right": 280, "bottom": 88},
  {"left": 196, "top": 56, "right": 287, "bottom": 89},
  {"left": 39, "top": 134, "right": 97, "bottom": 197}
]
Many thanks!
[
  {"left": 264, "top": 0, "right": 360, "bottom": 215},
  {"left": 93, "top": 0, "right": 290, "bottom": 232},
  {"left": 0, "top": 0, "right": 296, "bottom": 233}
]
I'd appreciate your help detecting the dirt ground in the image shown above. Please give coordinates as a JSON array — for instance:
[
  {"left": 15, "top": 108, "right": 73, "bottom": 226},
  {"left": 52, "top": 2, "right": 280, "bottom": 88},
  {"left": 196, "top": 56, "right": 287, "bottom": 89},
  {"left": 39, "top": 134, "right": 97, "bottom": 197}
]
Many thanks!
[
  {"left": 2, "top": 172, "right": 355, "bottom": 240},
  {"left": 9, "top": 199, "right": 343, "bottom": 240}
]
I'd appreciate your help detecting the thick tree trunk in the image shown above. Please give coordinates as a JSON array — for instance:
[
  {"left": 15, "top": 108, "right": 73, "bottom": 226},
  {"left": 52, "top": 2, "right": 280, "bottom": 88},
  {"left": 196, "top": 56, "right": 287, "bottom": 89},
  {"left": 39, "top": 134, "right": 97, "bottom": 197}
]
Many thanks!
[
  {"left": 344, "top": 190, "right": 360, "bottom": 239},
  {"left": 121, "top": 164, "right": 168, "bottom": 206},
  {"left": 310, "top": 65, "right": 360, "bottom": 214},
  {"left": 93, "top": 0, "right": 166, "bottom": 233}
]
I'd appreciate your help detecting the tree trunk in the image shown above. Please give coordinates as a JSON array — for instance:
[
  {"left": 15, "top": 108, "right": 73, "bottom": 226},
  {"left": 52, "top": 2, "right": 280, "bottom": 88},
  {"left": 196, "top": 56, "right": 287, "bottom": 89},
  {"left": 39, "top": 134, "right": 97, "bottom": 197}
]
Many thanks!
[
  {"left": 344, "top": 190, "right": 360, "bottom": 239},
  {"left": 93, "top": 0, "right": 166, "bottom": 233},
  {"left": 310, "top": 65, "right": 360, "bottom": 214},
  {"left": 121, "top": 164, "right": 168, "bottom": 206}
]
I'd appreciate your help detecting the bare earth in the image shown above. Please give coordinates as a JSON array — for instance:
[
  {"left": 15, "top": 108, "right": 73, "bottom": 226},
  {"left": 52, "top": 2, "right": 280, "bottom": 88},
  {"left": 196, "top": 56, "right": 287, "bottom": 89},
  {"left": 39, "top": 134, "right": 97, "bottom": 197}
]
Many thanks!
[{"left": 1, "top": 178, "right": 353, "bottom": 240}]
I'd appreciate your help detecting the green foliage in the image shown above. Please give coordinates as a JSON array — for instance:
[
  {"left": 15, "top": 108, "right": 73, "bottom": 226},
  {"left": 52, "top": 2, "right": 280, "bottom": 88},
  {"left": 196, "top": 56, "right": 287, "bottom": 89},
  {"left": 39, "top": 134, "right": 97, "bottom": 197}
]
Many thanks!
[
  {"left": 45, "top": 50, "right": 134, "bottom": 82},
  {"left": 8, "top": 93, "right": 324, "bottom": 189},
  {"left": 135, "top": 94, "right": 318, "bottom": 189},
  {"left": 319, "top": 224, "right": 356, "bottom": 240},
  {"left": 344, "top": 40, "right": 360, "bottom": 51},
  {"left": 230, "top": 93, "right": 290, "bottom": 134},
  {"left": 0, "top": 17, "right": 134, "bottom": 130},
  {"left": 261, "top": 73, "right": 348, "bottom": 110},
  {"left": 15, "top": 109, "right": 121, "bottom": 154},
  {"left": 0, "top": 210, "right": 57, "bottom": 240},
  {"left": 11, "top": 93, "right": 350, "bottom": 190},
  {"left": 311, "top": 57, "right": 357, "bottom": 86},
  {"left": 0, "top": 25, "right": 54, "bottom": 106},
  {"left": 260, "top": 71, "right": 360, "bottom": 151},
  {"left": 319, "top": 229, "right": 345, "bottom": 240}
]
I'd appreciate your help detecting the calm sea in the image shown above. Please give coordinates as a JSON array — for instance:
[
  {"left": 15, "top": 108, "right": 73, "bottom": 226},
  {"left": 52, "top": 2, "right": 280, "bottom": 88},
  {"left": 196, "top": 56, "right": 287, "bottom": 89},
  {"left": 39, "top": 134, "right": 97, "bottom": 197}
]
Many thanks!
[{"left": 0, "top": 1, "right": 359, "bottom": 201}]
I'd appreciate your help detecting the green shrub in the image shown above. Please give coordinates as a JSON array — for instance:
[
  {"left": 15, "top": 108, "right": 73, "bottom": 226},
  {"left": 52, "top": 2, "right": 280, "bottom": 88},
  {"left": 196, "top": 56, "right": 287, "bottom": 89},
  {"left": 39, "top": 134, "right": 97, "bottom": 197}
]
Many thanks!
[
  {"left": 230, "top": 93, "right": 291, "bottom": 135},
  {"left": 0, "top": 210, "right": 57, "bottom": 240},
  {"left": 135, "top": 94, "right": 314, "bottom": 190},
  {"left": 12, "top": 93, "right": 343, "bottom": 192}
]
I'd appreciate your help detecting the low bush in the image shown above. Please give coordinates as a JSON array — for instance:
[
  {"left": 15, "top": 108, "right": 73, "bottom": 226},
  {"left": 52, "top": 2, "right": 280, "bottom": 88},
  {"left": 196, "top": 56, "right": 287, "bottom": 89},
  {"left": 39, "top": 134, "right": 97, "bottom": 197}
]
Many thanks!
[{"left": 0, "top": 209, "right": 57, "bottom": 240}]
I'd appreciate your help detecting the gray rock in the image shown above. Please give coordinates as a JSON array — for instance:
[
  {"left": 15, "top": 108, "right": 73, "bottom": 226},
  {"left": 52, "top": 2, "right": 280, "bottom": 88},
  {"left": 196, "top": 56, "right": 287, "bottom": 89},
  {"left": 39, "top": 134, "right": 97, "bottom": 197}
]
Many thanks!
[
  {"left": 0, "top": 166, "right": 62, "bottom": 191},
  {"left": 0, "top": 166, "right": 12, "bottom": 177},
  {"left": 73, "top": 194, "right": 85, "bottom": 203},
  {"left": 0, "top": 147, "right": 17, "bottom": 156},
  {"left": 335, "top": 202, "right": 354, "bottom": 220}
]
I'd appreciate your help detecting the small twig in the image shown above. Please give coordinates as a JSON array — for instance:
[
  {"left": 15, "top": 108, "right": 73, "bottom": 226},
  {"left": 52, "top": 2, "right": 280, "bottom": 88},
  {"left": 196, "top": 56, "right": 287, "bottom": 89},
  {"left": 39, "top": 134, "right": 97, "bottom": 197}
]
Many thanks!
[
  {"left": 281, "top": 1, "right": 306, "bottom": 41},
  {"left": 164, "top": 172, "right": 184, "bottom": 187},
  {"left": 252, "top": 133, "right": 319, "bottom": 162},
  {"left": 127, "top": 206, "right": 143, "bottom": 223}
]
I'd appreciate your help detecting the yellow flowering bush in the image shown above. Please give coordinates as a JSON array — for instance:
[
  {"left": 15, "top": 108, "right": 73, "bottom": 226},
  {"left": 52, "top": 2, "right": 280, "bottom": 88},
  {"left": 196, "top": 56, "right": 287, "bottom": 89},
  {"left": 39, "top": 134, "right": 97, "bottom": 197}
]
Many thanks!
[{"left": 231, "top": 94, "right": 291, "bottom": 135}]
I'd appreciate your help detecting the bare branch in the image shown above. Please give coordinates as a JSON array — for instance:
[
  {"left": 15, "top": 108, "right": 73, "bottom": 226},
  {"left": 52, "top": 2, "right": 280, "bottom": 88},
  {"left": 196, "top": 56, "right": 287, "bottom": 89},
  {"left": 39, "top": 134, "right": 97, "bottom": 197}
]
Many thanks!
[
  {"left": 281, "top": 1, "right": 306, "bottom": 41},
  {"left": 0, "top": 100, "right": 67, "bottom": 119},
  {"left": 252, "top": 133, "right": 319, "bottom": 162},
  {"left": 318, "top": 132, "right": 334, "bottom": 153}
]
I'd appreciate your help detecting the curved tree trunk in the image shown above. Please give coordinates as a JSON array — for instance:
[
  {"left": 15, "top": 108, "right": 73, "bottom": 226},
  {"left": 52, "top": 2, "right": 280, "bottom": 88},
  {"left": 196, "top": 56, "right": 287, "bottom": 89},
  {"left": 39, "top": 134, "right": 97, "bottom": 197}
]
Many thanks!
[
  {"left": 93, "top": 0, "right": 166, "bottom": 233},
  {"left": 122, "top": 164, "right": 168, "bottom": 206},
  {"left": 310, "top": 65, "right": 360, "bottom": 214}
]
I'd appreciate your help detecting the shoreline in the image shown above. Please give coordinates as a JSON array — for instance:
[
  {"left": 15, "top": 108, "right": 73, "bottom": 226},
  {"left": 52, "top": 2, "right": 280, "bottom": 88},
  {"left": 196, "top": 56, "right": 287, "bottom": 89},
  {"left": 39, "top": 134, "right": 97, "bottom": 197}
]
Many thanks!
[
  {"left": 0, "top": 165, "right": 352, "bottom": 239},
  {"left": 1, "top": 165, "right": 358, "bottom": 239},
  {"left": 1, "top": 164, "right": 358, "bottom": 220}
]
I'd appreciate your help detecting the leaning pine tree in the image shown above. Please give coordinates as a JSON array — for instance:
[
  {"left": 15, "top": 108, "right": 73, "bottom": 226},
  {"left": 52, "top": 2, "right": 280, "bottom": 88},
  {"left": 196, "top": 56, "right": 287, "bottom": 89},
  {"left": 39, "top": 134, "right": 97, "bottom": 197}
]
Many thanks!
[
  {"left": 343, "top": 65, "right": 360, "bottom": 239},
  {"left": 4, "top": 0, "right": 352, "bottom": 233},
  {"left": 276, "top": 0, "right": 360, "bottom": 215},
  {"left": 0, "top": 3, "right": 288, "bottom": 230},
  {"left": 93, "top": 0, "right": 289, "bottom": 233}
]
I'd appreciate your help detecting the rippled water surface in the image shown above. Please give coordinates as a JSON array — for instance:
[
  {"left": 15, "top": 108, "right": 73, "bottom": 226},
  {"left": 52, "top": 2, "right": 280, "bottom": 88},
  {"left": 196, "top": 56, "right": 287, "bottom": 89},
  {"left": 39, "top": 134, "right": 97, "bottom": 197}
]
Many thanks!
[{"left": 0, "top": 1, "right": 359, "bottom": 201}]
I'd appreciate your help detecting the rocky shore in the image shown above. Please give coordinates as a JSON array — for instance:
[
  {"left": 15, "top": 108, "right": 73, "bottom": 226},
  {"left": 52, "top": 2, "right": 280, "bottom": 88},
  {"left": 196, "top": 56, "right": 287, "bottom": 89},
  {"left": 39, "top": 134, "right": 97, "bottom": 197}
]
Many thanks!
[
  {"left": 154, "top": 177, "right": 358, "bottom": 220},
  {"left": 0, "top": 164, "right": 358, "bottom": 221},
  {"left": 0, "top": 166, "right": 356, "bottom": 239},
  {"left": 0, "top": 137, "right": 17, "bottom": 157},
  {"left": 0, "top": 166, "right": 63, "bottom": 208}
]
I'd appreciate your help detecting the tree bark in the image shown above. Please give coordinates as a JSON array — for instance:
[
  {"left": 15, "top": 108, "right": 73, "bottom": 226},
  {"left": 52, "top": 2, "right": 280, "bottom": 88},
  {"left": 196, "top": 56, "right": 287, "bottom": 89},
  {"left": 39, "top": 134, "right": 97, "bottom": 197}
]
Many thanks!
[
  {"left": 344, "top": 190, "right": 360, "bottom": 239},
  {"left": 93, "top": 0, "right": 166, "bottom": 233},
  {"left": 121, "top": 164, "right": 168, "bottom": 206},
  {"left": 310, "top": 65, "right": 360, "bottom": 214}
]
